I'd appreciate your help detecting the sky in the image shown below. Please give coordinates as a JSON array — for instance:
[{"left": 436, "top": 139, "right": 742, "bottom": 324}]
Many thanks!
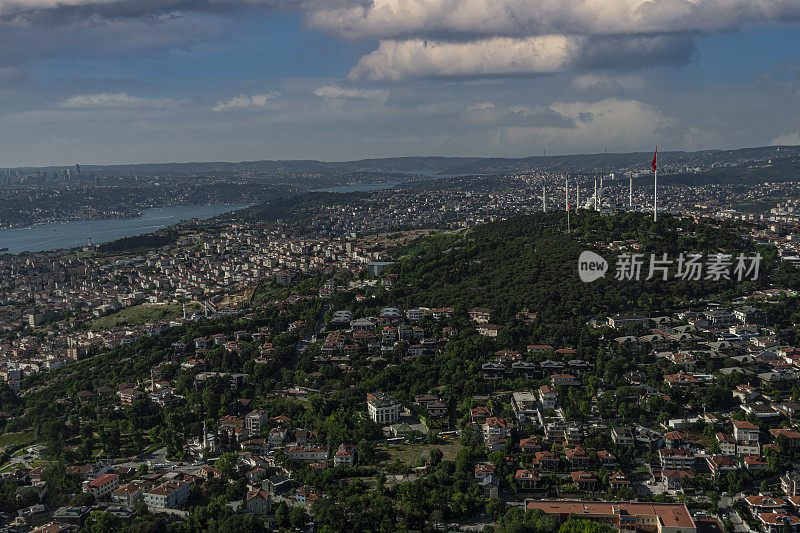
[{"left": 1, "top": 0, "right": 800, "bottom": 166}]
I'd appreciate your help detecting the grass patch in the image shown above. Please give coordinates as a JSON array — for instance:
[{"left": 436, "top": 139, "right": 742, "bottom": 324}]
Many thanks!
[
  {"left": 378, "top": 441, "right": 462, "bottom": 466},
  {"left": 0, "top": 432, "right": 36, "bottom": 449},
  {"left": 90, "top": 303, "right": 201, "bottom": 331}
]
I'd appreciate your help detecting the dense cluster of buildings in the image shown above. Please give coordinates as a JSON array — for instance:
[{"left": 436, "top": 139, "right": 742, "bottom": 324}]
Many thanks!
[{"left": 0, "top": 227, "right": 391, "bottom": 391}]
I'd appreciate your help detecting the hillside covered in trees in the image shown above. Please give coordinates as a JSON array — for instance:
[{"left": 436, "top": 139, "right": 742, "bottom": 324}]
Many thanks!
[{"left": 383, "top": 211, "right": 794, "bottom": 323}]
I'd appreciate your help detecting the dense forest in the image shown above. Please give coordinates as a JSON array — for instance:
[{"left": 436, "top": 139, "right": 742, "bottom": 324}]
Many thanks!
[
  {"left": 97, "top": 230, "right": 181, "bottom": 253},
  {"left": 380, "top": 211, "right": 790, "bottom": 322}
]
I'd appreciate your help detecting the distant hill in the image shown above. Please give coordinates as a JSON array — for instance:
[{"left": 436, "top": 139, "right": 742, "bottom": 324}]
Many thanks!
[
  {"left": 5, "top": 145, "right": 800, "bottom": 178},
  {"left": 382, "top": 211, "right": 793, "bottom": 322}
]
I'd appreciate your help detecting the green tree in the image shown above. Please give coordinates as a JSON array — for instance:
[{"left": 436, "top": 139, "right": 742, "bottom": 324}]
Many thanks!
[
  {"left": 215, "top": 452, "right": 238, "bottom": 480},
  {"left": 558, "top": 518, "right": 616, "bottom": 533},
  {"left": 357, "top": 439, "right": 375, "bottom": 465},
  {"left": 429, "top": 448, "right": 443, "bottom": 467},
  {"left": 290, "top": 507, "right": 308, "bottom": 529}
]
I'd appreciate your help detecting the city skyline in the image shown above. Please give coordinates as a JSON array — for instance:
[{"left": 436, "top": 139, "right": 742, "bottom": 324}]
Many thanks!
[{"left": 0, "top": 1, "right": 799, "bottom": 166}]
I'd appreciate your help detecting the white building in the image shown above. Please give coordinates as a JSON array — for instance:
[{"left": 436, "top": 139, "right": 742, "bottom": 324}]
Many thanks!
[
  {"left": 367, "top": 393, "right": 401, "bottom": 425},
  {"left": 405, "top": 308, "right": 426, "bottom": 321},
  {"left": 245, "top": 409, "right": 268, "bottom": 436},
  {"left": 334, "top": 444, "right": 357, "bottom": 467},
  {"left": 144, "top": 480, "right": 191, "bottom": 509},
  {"left": 512, "top": 392, "right": 538, "bottom": 422},
  {"left": 285, "top": 445, "right": 329, "bottom": 463}
]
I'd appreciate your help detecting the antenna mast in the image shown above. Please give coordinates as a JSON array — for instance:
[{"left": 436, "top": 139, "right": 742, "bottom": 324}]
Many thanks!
[{"left": 565, "top": 177, "right": 570, "bottom": 233}]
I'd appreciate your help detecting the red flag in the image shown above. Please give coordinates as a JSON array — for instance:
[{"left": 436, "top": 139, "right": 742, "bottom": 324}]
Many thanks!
[{"left": 651, "top": 147, "right": 658, "bottom": 173}]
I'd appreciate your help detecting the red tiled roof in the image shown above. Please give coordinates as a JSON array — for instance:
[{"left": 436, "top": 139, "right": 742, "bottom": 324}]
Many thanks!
[
  {"left": 89, "top": 473, "right": 118, "bottom": 488},
  {"left": 526, "top": 501, "right": 695, "bottom": 529}
]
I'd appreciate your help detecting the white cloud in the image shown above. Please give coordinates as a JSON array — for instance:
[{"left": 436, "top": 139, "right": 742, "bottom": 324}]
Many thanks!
[
  {"left": 349, "top": 36, "right": 581, "bottom": 81},
  {"left": 307, "top": 0, "right": 800, "bottom": 39},
  {"left": 770, "top": 131, "right": 800, "bottom": 146},
  {"left": 0, "top": 0, "right": 797, "bottom": 81},
  {"left": 462, "top": 101, "right": 574, "bottom": 128},
  {"left": 58, "top": 92, "right": 176, "bottom": 109},
  {"left": 500, "top": 98, "right": 677, "bottom": 152},
  {"left": 0, "top": 0, "right": 110, "bottom": 14},
  {"left": 314, "top": 85, "right": 389, "bottom": 101},
  {"left": 211, "top": 92, "right": 280, "bottom": 112},
  {"left": 570, "top": 73, "right": 647, "bottom": 96},
  {"left": 1, "top": 0, "right": 795, "bottom": 82},
  {"left": 570, "top": 74, "right": 625, "bottom": 95},
  {"left": 308, "top": 0, "right": 800, "bottom": 80},
  {"left": 0, "top": 0, "right": 289, "bottom": 17}
]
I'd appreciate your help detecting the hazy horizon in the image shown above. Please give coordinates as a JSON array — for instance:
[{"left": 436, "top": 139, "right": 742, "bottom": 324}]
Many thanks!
[{"left": 4, "top": 143, "right": 800, "bottom": 171}]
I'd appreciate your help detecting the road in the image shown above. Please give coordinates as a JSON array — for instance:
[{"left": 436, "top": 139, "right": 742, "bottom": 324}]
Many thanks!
[
  {"left": 119, "top": 447, "right": 206, "bottom": 477},
  {"left": 719, "top": 494, "right": 748, "bottom": 533},
  {"left": 727, "top": 509, "right": 749, "bottom": 533}
]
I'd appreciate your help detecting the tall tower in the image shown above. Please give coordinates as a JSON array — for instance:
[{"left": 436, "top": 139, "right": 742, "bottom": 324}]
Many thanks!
[
  {"left": 542, "top": 182, "right": 546, "bottom": 212},
  {"left": 629, "top": 175, "right": 633, "bottom": 208},
  {"left": 565, "top": 177, "right": 570, "bottom": 233}
]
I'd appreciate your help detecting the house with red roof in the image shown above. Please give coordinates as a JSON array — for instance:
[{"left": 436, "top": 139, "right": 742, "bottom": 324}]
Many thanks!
[
  {"left": 534, "top": 451, "right": 559, "bottom": 471},
  {"left": 82, "top": 473, "right": 119, "bottom": 501},
  {"left": 609, "top": 472, "right": 630, "bottom": 490},
  {"left": 246, "top": 490, "right": 272, "bottom": 515},
  {"left": 571, "top": 471, "right": 597, "bottom": 491},
  {"left": 515, "top": 469, "right": 539, "bottom": 490},
  {"left": 333, "top": 444, "right": 357, "bottom": 467}
]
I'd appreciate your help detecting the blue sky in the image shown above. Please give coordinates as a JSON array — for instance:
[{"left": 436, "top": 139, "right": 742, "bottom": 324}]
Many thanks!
[
  {"left": 30, "top": 13, "right": 365, "bottom": 86},
  {"left": 1, "top": 1, "right": 800, "bottom": 166}
]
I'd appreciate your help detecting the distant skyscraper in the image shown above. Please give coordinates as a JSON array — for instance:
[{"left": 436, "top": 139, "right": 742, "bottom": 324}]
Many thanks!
[{"left": 75, "top": 164, "right": 81, "bottom": 177}]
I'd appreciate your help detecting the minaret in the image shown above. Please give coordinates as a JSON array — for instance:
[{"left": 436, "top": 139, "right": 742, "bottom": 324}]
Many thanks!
[
  {"left": 594, "top": 178, "right": 598, "bottom": 210},
  {"left": 565, "top": 177, "right": 570, "bottom": 233},
  {"left": 576, "top": 181, "right": 579, "bottom": 210},
  {"left": 652, "top": 147, "right": 658, "bottom": 221},
  {"left": 202, "top": 419, "right": 208, "bottom": 450},
  {"left": 629, "top": 175, "right": 633, "bottom": 208},
  {"left": 542, "top": 182, "right": 546, "bottom": 212}
]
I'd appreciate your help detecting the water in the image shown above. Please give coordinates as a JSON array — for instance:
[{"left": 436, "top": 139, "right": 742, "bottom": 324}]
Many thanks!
[
  {"left": 311, "top": 182, "right": 397, "bottom": 193},
  {"left": 0, "top": 204, "right": 250, "bottom": 254}
]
